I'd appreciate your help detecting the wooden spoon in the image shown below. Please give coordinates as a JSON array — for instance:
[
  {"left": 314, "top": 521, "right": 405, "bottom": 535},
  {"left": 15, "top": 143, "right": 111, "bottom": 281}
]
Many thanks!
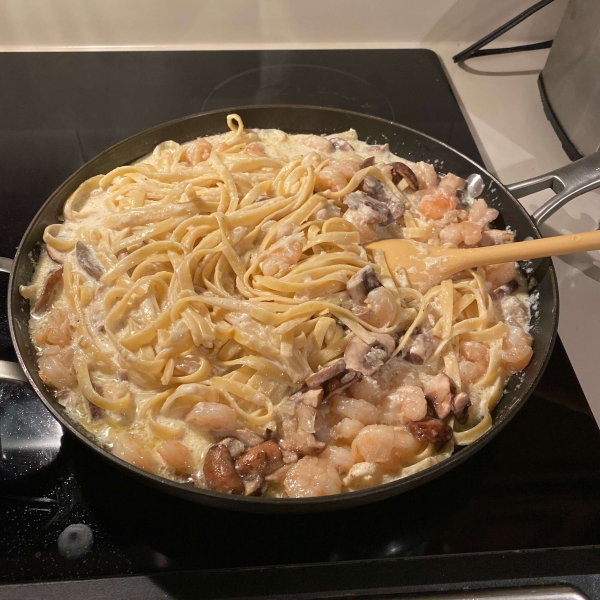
[{"left": 366, "top": 230, "right": 600, "bottom": 288}]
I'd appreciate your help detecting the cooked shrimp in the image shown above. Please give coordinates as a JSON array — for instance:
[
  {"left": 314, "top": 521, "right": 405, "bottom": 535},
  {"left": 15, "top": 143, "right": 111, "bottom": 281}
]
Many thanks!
[
  {"left": 343, "top": 207, "right": 379, "bottom": 243},
  {"left": 439, "top": 221, "right": 482, "bottom": 247},
  {"left": 337, "top": 160, "right": 360, "bottom": 179},
  {"left": 502, "top": 326, "right": 533, "bottom": 372},
  {"left": 352, "top": 424, "right": 396, "bottom": 463},
  {"left": 458, "top": 341, "right": 489, "bottom": 384},
  {"left": 38, "top": 347, "right": 76, "bottom": 389},
  {"left": 332, "top": 417, "right": 364, "bottom": 443},
  {"left": 184, "top": 138, "right": 212, "bottom": 165},
  {"left": 348, "top": 375, "right": 384, "bottom": 403},
  {"left": 319, "top": 445, "right": 356, "bottom": 474},
  {"left": 284, "top": 456, "right": 342, "bottom": 498},
  {"left": 355, "top": 286, "right": 397, "bottom": 328},
  {"left": 315, "top": 163, "right": 349, "bottom": 192},
  {"left": 244, "top": 141, "right": 267, "bottom": 157},
  {"left": 468, "top": 199, "right": 499, "bottom": 227},
  {"left": 379, "top": 386, "right": 427, "bottom": 424},
  {"left": 34, "top": 307, "right": 76, "bottom": 347},
  {"left": 259, "top": 233, "right": 305, "bottom": 277},
  {"left": 390, "top": 427, "right": 424, "bottom": 465},
  {"left": 157, "top": 440, "right": 194, "bottom": 474},
  {"left": 412, "top": 161, "right": 438, "bottom": 189},
  {"left": 439, "top": 173, "right": 465, "bottom": 193},
  {"left": 304, "top": 135, "right": 334, "bottom": 154},
  {"left": 485, "top": 262, "right": 516, "bottom": 289},
  {"left": 418, "top": 187, "right": 457, "bottom": 220},
  {"left": 352, "top": 424, "right": 422, "bottom": 468},
  {"left": 331, "top": 396, "right": 378, "bottom": 425},
  {"left": 498, "top": 296, "right": 529, "bottom": 329},
  {"left": 185, "top": 402, "right": 238, "bottom": 430},
  {"left": 112, "top": 434, "right": 159, "bottom": 473}
]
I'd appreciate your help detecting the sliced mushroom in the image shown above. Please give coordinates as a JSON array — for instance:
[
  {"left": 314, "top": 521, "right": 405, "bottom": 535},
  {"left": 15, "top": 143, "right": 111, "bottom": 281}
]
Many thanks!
[
  {"left": 235, "top": 445, "right": 268, "bottom": 478},
  {"left": 290, "top": 388, "right": 324, "bottom": 407},
  {"left": 305, "top": 359, "right": 346, "bottom": 390},
  {"left": 344, "top": 191, "right": 391, "bottom": 225},
  {"left": 278, "top": 404, "right": 326, "bottom": 457},
  {"left": 34, "top": 267, "right": 64, "bottom": 313},
  {"left": 329, "top": 137, "right": 354, "bottom": 152},
  {"left": 324, "top": 369, "right": 360, "bottom": 400},
  {"left": 490, "top": 279, "right": 519, "bottom": 302},
  {"left": 359, "top": 156, "right": 375, "bottom": 169},
  {"left": 203, "top": 444, "right": 245, "bottom": 495},
  {"left": 405, "top": 332, "right": 436, "bottom": 365},
  {"left": 76, "top": 242, "right": 104, "bottom": 279},
  {"left": 347, "top": 266, "right": 382, "bottom": 304},
  {"left": 218, "top": 437, "right": 246, "bottom": 460},
  {"left": 236, "top": 440, "right": 284, "bottom": 478},
  {"left": 358, "top": 175, "right": 405, "bottom": 220},
  {"left": 46, "top": 245, "right": 67, "bottom": 264},
  {"left": 452, "top": 392, "right": 471, "bottom": 424},
  {"left": 344, "top": 334, "right": 395, "bottom": 377},
  {"left": 407, "top": 417, "right": 453, "bottom": 445},
  {"left": 424, "top": 373, "right": 456, "bottom": 419},
  {"left": 88, "top": 400, "right": 103, "bottom": 421},
  {"left": 389, "top": 162, "right": 419, "bottom": 190}
]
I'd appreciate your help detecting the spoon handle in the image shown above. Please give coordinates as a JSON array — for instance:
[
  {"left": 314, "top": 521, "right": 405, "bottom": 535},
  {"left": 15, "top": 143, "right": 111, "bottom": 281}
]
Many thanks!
[{"left": 460, "top": 229, "right": 600, "bottom": 269}]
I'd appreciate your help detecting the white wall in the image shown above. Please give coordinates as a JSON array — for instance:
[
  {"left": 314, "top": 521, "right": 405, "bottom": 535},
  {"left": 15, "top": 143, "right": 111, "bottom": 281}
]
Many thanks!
[{"left": 0, "top": 0, "right": 568, "bottom": 51}]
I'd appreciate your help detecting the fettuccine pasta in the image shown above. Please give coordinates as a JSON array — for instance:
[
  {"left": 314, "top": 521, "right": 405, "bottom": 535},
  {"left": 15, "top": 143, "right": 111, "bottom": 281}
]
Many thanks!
[{"left": 21, "top": 115, "right": 533, "bottom": 498}]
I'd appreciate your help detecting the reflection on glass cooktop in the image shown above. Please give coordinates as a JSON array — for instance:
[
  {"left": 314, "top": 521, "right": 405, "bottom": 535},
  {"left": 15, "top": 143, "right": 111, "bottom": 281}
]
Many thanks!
[{"left": 0, "top": 49, "right": 598, "bottom": 586}]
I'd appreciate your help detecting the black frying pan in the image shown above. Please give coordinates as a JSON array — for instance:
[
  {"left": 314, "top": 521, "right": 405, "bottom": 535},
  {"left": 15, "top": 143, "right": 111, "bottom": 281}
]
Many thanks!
[{"left": 2, "top": 105, "right": 599, "bottom": 513}]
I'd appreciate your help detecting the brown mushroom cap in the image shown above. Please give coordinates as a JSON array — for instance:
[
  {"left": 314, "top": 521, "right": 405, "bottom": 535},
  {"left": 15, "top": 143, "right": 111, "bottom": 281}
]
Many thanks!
[
  {"left": 346, "top": 266, "right": 383, "bottom": 304},
  {"left": 305, "top": 359, "right": 346, "bottom": 389},
  {"left": 390, "top": 162, "right": 419, "bottom": 190},
  {"left": 324, "top": 369, "right": 360, "bottom": 400},
  {"left": 34, "top": 267, "right": 64, "bottom": 313},
  {"left": 329, "top": 137, "right": 354, "bottom": 152},
  {"left": 359, "top": 156, "right": 375, "bottom": 169},
  {"left": 358, "top": 175, "right": 405, "bottom": 221},
  {"left": 76, "top": 241, "right": 104, "bottom": 279},
  {"left": 407, "top": 417, "right": 453, "bottom": 445},
  {"left": 344, "top": 190, "right": 392, "bottom": 224},
  {"left": 203, "top": 445, "right": 245, "bottom": 495}
]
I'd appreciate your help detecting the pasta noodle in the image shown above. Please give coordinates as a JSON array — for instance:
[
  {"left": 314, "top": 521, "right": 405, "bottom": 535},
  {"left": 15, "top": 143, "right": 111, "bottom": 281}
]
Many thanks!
[{"left": 22, "top": 115, "right": 533, "bottom": 499}]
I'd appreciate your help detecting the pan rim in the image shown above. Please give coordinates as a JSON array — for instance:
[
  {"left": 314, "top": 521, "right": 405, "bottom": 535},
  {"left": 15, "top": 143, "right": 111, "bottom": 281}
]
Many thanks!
[{"left": 6, "top": 104, "right": 559, "bottom": 510}]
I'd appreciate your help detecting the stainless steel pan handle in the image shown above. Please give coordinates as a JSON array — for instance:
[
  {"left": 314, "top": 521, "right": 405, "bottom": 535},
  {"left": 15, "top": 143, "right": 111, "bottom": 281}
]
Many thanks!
[
  {"left": 507, "top": 151, "right": 600, "bottom": 226},
  {"left": 0, "top": 257, "right": 29, "bottom": 385}
]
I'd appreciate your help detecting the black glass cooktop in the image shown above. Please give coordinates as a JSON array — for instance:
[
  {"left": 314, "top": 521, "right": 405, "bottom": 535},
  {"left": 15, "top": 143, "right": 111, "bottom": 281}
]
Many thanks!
[{"left": 0, "top": 50, "right": 599, "bottom": 591}]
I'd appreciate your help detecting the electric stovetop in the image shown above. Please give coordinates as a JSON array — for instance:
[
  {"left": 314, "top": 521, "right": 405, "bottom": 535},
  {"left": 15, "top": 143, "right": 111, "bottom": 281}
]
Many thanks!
[{"left": 1, "top": 50, "right": 600, "bottom": 599}]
